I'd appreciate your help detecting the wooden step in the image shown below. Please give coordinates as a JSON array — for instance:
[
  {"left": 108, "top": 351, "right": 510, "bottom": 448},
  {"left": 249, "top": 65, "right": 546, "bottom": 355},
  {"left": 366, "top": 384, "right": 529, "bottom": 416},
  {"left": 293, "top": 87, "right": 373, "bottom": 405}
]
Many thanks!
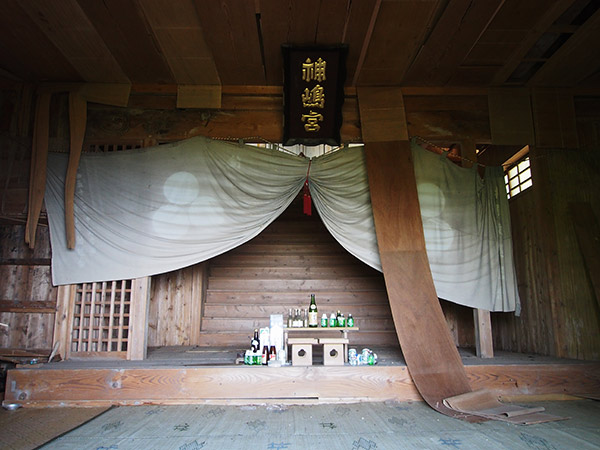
[
  {"left": 210, "top": 254, "right": 369, "bottom": 267},
  {"left": 207, "top": 277, "right": 387, "bottom": 291},
  {"left": 209, "top": 265, "right": 382, "bottom": 279},
  {"left": 197, "top": 330, "right": 400, "bottom": 347},
  {"left": 205, "top": 291, "right": 390, "bottom": 304},
  {"left": 249, "top": 232, "right": 337, "bottom": 244},
  {"left": 201, "top": 317, "right": 396, "bottom": 332},
  {"left": 227, "top": 243, "right": 347, "bottom": 255},
  {"left": 203, "top": 303, "right": 393, "bottom": 318}
]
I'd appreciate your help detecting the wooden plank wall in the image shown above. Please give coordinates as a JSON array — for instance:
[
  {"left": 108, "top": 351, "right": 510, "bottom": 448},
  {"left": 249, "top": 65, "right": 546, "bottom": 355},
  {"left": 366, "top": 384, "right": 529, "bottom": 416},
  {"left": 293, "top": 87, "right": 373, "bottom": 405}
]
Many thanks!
[
  {"left": 199, "top": 194, "right": 398, "bottom": 348},
  {"left": 0, "top": 224, "right": 56, "bottom": 351},
  {"left": 148, "top": 264, "right": 205, "bottom": 347},
  {"left": 492, "top": 95, "right": 600, "bottom": 360}
]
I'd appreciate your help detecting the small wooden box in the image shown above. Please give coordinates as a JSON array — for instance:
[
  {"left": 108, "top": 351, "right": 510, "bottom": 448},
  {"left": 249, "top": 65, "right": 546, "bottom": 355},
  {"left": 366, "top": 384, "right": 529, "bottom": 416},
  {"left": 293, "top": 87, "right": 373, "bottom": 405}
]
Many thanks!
[
  {"left": 320, "top": 338, "right": 349, "bottom": 366},
  {"left": 288, "top": 338, "right": 318, "bottom": 366}
]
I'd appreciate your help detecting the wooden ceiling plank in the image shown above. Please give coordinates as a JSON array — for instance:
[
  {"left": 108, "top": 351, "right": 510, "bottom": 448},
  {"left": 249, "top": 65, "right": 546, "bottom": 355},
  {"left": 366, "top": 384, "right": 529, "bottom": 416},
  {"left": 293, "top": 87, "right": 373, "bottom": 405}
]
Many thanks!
[
  {"left": 359, "top": 0, "right": 440, "bottom": 86},
  {"left": 138, "top": 0, "right": 220, "bottom": 85},
  {"left": 490, "top": 0, "right": 578, "bottom": 85},
  {"left": 402, "top": 0, "right": 504, "bottom": 86},
  {"left": 20, "top": 0, "right": 129, "bottom": 83},
  {"left": 341, "top": 0, "right": 378, "bottom": 86},
  {"left": 257, "top": 1, "right": 288, "bottom": 85},
  {"left": 194, "top": 0, "right": 265, "bottom": 85},
  {"left": 530, "top": 8, "right": 600, "bottom": 87},
  {"left": 259, "top": 0, "right": 325, "bottom": 85},
  {"left": 0, "top": 0, "right": 81, "bottom": 82},
  {"left": 315, "top": 0, "right": 350, "bottom": 45},
  {"left": 74, "top": 0, "right": 175, "bottom": 84}
]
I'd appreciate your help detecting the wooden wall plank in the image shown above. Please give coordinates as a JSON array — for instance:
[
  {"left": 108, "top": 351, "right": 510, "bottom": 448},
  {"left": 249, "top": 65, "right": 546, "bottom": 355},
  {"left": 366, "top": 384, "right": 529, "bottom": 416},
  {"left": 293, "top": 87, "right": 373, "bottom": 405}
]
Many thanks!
[
  {"left": 197, "top": 194, "right": 395, "bottom": 348},
  {"left": 488, "top": 88, "right": 535, "bottom": 145},
  {"left": 569, "top": 202, "right": 600, "bottom": 311},
  {"left": 177, "top": 85, "right": 222, "bottom": 109},
  {"left": 148, "top": 265, "right": 205, "bottom": 347},
  {"left": 356, "top": 87, "right": 408, "bottom": 142},
  {"left": 532, "top": 89, "right": 579, "bottom": 148}
]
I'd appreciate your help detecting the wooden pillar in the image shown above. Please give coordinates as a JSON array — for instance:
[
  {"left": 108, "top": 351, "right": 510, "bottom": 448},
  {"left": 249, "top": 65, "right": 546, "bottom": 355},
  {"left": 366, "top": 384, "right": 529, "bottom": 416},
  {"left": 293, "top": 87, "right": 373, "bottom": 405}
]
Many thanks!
[
  {"left": 128, "top": 277, "right": 151, "bottom": 360},
  {"left": 65, "top": 92, "right": 87, "bottom": 249},
  {"left": 461, "top": 140, "right": 494, "bottom": 359},
  {"left": 52, "top": 284, "right": 76, "bottom": 361},
  {"left": 358, "top": 87, "right": 475, "bottom": 419}
]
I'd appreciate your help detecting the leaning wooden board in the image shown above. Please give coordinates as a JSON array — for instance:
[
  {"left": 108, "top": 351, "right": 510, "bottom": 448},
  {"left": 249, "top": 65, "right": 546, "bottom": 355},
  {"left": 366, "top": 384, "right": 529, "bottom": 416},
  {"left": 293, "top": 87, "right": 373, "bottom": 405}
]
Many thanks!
[{"left": 364, "top": 140, "right": 478, "bottom": 420}]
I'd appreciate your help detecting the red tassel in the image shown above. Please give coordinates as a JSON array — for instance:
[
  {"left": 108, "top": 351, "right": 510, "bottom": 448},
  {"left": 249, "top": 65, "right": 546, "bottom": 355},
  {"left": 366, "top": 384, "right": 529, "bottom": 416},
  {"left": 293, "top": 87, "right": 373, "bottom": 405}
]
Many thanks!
[{"left": 303, "top": 181, "right": 312, "bottom": 216}]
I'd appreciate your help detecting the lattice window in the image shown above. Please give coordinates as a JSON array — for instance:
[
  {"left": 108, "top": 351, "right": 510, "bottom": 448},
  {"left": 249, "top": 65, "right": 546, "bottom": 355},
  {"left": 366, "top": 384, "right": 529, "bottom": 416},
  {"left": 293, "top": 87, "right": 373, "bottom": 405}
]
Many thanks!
[
  {"left": 505, "top": 156, "right": 532, "bottom": 199},
  {"left": 86, "top": 141, "right": 143, "bottom": 153},
  {"left": 70, "top": 280, "right": 131, "bottom": 356}
]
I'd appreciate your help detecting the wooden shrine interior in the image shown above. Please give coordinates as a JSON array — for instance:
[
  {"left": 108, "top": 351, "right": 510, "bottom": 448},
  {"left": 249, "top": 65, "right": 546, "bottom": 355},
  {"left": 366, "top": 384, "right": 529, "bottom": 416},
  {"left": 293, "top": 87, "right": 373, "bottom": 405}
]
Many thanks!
[{"left": 1, "top": 0, "right": 600, "bottom": 406}]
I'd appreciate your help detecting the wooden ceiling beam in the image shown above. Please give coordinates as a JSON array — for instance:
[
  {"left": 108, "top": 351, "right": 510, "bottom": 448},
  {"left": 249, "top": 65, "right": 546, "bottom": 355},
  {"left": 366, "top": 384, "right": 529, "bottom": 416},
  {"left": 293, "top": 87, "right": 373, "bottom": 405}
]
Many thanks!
[
  {"left": 19, "top": 0, "right": 129, "bottom": 83},
  {"left": 75, "top": 0, "right": 175, "bottom": 84},
  {"left": 0, "top": 0, "right": 81, "bottom": 82},
  {"left": 138, "top": 0, "right": 220, "bottom": 86}
]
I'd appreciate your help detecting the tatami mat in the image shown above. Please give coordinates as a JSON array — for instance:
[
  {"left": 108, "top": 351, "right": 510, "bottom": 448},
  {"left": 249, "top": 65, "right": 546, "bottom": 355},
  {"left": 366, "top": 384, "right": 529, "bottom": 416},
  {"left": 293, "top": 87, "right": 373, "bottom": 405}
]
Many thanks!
[
  {"left": 0, "top": 406, "right": 110, "bottom": 450},
  {"left": 35, "top": 399, "right": 600, "bottom": 449}
]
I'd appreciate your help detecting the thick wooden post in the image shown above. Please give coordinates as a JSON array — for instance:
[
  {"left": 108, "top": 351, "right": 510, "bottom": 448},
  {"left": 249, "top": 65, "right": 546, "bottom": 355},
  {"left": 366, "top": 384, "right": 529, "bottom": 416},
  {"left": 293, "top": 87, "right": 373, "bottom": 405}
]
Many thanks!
[
  {"left": 52, "top": 284, "right": 76, "bottom": 361},
  {"left": 461, "top": 140, "right": 494, "bottom": 359},
  {"left": 128, "top": 277, "right": 151, "bottom": 360}
]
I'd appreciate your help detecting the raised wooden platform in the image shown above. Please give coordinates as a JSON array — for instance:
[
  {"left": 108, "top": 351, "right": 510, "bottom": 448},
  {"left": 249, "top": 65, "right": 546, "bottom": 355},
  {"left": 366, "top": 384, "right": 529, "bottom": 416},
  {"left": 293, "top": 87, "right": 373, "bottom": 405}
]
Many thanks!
[{"left": 3, "top": 347, "right": 599, "bottom": 407}]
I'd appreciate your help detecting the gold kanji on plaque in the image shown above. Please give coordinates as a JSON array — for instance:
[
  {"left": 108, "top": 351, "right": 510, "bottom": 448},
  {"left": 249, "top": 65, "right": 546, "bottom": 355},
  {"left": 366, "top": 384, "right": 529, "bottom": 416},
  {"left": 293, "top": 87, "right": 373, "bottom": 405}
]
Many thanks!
[
  {"left": 301, "top": 111, "right": 323, "bottom": 131},
  {"left": 302, "top": 85, "right": 325, "bottom": 109},
  {"left": 302, "top": 57, "right": 327, "bottom": 82}
]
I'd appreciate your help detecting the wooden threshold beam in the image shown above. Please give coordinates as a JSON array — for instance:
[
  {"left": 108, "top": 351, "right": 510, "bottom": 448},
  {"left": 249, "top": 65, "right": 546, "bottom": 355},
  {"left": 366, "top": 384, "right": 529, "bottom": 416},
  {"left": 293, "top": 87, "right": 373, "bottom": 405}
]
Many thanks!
[{"left": 4, "top": 362, "right": 599, "bottom": 408}]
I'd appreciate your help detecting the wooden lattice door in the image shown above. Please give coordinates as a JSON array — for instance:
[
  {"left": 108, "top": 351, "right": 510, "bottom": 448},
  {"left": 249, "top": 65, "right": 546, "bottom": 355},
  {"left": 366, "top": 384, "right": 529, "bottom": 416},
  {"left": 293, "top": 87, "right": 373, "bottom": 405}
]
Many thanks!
[{"left": 53, "top": 277, "right": 150, "bottom": 360}]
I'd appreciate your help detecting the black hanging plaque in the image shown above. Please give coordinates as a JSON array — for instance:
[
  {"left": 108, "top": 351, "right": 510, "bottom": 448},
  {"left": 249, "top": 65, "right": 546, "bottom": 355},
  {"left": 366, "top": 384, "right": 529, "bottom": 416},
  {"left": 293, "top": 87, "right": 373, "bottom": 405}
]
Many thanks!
[{"left": 282, "top": 45, "right": 348, "bottom": 146}]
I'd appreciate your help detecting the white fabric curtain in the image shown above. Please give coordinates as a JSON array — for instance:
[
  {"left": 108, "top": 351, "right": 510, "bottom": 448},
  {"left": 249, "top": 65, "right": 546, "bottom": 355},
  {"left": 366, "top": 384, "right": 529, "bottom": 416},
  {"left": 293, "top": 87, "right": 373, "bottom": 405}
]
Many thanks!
[
  {"left": 411, "top": 142, "right": 521, "bottom": 314},
  {"left": 45, "top": 136, "right": 519, "bottom": 312},
  {"left": 309, "top": 146, "right": 381, "bottom": 271},
  {"left": 46, "top": 136, "right": 308, "bottom": 285}
]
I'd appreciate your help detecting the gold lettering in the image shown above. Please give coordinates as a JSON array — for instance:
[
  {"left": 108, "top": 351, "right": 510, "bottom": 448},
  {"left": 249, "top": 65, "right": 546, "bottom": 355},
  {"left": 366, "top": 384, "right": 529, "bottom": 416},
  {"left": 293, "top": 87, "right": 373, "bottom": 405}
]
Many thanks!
[
  {"left": 301, "top": 85, "right": 325, "bottom": 108},
  {"left": 301, "top": 111, "right": 323, "bottom": 132},
  {"left": 302, "top": 57, "right": 327, "bottom": 82}
]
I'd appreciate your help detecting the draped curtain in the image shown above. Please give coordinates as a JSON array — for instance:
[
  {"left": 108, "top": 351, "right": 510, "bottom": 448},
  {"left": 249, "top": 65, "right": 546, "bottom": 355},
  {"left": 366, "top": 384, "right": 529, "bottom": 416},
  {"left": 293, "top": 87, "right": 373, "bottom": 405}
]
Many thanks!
[{"left": 45, "top": 136, "right": 520, "bottom": 312}]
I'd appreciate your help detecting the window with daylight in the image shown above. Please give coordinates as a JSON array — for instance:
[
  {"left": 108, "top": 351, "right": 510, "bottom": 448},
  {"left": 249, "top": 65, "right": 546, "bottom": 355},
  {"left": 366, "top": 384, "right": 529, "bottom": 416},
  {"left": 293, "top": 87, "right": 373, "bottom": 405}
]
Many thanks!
[{"left": 505, "top": 155, "right": 532, "bottom": 199}]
